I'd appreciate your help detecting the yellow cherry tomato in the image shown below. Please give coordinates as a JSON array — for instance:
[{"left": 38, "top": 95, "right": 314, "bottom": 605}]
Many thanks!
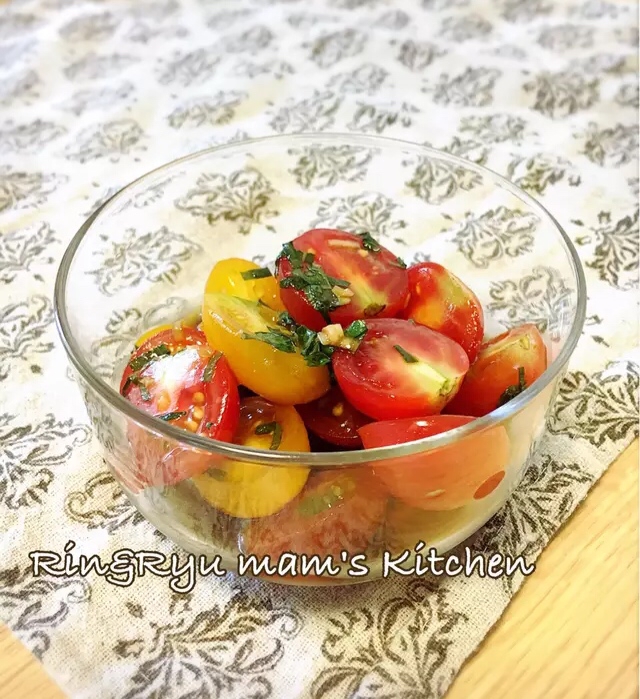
[
  {"left": 191, "top": 397, "right": 310, "bottom": 518},
  {"left": 201, "top": 292, "right": 330, "bottom": 405},
  {"left": 205, "top": 258, "right": 286, "bottom": 311}
]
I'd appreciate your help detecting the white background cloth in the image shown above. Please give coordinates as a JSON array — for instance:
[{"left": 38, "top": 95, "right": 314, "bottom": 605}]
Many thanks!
[{"left": 0, "top": 0, "right": 638, "bottom": 697}]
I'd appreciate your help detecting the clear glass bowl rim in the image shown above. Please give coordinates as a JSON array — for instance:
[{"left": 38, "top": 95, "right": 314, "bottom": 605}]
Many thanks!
[{"left": 54, "top": 132, "right": 587, "bottom": 468}]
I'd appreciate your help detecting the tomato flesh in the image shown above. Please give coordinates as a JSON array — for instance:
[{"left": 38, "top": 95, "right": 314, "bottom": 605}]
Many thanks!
[
  {"left": 241, "top": 467, "right": 388, "bottom": 564},
  {"left": 332, "top": 318, "right": 469, "bottom": 420},
  {"left": 191, "top": 397, "right": 310, "bottom": 518},
  {"left": 296, "top": 385, "right": 372, "bottom": 449},
  {"left": 359, "top": 415, "right": 511, "bottom": 511},
  {"left": 404, "top": 262, "right": 484, "bottom": 363},
  {"left": 445, "top": 323, "right": 547, "bottom": 417},
  {"left": 275, "top": 229, "right": 409, "bottom": 331},
  {"left": 119, "top": 326, "right": 240, "bottom": 491}
]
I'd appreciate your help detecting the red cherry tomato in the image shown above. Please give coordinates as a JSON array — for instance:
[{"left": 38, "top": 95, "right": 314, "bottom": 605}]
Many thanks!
[
  {"left": 241, "top": 468, "right": 388, "bottom": 567},
  {"left": 275, "top": 229, "right": 409, "bottom": 331},
  {"left": 404, "top": 262, "right": 484, "bottom": 362},
  {"left": 119, "top": 327, "right": 240, "bottom": 491},
  {"left": 332, "top": 318, "right": 469, "bottom": 421},
  {"left": 445, "top": 323, "right": 547, "bottom": 417},
  {"left": 359, "top": 415, "right": 511, "bottom": 511},
  {"left": 296, "top": 385, "right": 372, "bottom": 449}
]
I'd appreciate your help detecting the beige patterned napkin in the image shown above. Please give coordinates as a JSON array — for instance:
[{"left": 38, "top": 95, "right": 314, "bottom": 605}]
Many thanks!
[{"left": 0, "top": 0, "right": 638, "bottom": 697}]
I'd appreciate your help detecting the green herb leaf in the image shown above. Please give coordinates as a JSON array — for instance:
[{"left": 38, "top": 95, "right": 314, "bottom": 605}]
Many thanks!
[
  {"left": 240, "top": 267, "right": 272, "bottom": 280},
  {"left": 122, "top": 375, "right": 151, "bottom": 401},
  {"left": 255, "top": 421, "right": 283, "bottom": 450},
  {"left": 295, "top": 325, "right": 334, "bottom": 367},
  {"left": 157, "top": 411, "right": 187, "bottom": 422},
  {"left": 358, "top": 231, "right": 381, "bottom": 253},
  {"left": 277, "top": 241, "right": 351, "bottom": 316},
  {"left": 298, "top": 484, "right": 345, "bottom": 517},
  {"left": 206, "top": 468, "right": 227, "bottom": 481},
  {"left": 394, "top": 344, "right": 419, "bottom": 363},
  {"left": 129, "top": 343, "right": 171, "bottom": 372},
  {"left": 391, "top": 256, "right": 407, "bottom": 269},
  {"left": 497, "top": 366, "right": 527, "bottom": 407},
  {"left": 242, "top": 329, "right": 296, "bottom": 353},
  {"left": 203, "top": 351, "right": 223, "bottom": 382},
  {"left": 344, "top": 320, "right": 367, "bottom": 340},
  {"left": 277, "top": 311, "right": 298, "bottom": 331}
]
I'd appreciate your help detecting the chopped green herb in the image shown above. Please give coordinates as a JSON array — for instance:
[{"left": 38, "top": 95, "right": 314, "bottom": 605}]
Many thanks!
[
  {"left": 276, "top": 311, "right": 298, "bottom": 331},
  {"left": 358, "top": 231, "right": 381, "bottom": 253},
  {"left": 157, "top": 411, "right": 186, "bottom": 422},
  {"left": 122, "top": 375, "right": 150, "bottom": 401},
  {"left": 203, "top": 351, "right": 223, "bottom": 383},
  {"left": 205, "top": 421, "right": 214, "bottom": 429},
  {"left": 295, "top": 325, "right": 334, "bottom": 367},
  {"left": 497, "top": 367, "right": 527, "bottom": 407},
  {"left": 394, "top": 344, "right": 419, "bottom": 363},
  {"left": 391, "top": 256, "right": 407, "bottom": 269},
  {"left": 255, "top": 421, "right": 283, "bottom": 450},
  {"left": 298, "top": 484, "right": 345, "bottom": 517},
  {"left": 242, "top": 329, "right": 296, "bottom": 353},
  {"left": 129, "top": 343, "right": 171, "bottom": 372},
  {"left": 344, "top": 320, "right": 367, "bottom": 340},
  {"left": 240, "top": 267, "right": 272, "bottom": 280},
  {"left": 364, "top": 303, "right": 386, "bottom": 317},
  {"left": 277, "top": 241, "right": 351, "bottom": 318}
]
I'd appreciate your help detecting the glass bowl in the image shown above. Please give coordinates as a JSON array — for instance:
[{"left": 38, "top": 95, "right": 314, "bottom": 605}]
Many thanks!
[{"left": 54, "top": 133, "right": 586, "bottom": 585}]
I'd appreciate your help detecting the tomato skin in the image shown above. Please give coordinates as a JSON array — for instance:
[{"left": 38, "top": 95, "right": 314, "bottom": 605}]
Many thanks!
[
  {"left": 191, "top": 397, "right": 310, "bottom": 519},
  {"left": 404, "top": 262, "right": 484, "bottom": 363},
  {"left": 445, "top": 323, "right": 547, "bottom": 417},
  {"left": 241, "top": 467, "right": 388, "bottom": 564},
  {"left": 332, "top": 318, "right": 469, "bottom": 421},
  {"left": 295, "top": 385, "right": 372, "bottom": 449},
  {"left": 275, "top": 229, "right": 410, "bottom": 332},
  {"left": 119, "top": 327, "right": 240, "bottom": 491},
  {"left": 202, "top": 293, "right": 330, "bottom": 405},
  {"left": 359, "top": 415, "right": 511, "bottom": 511},
  {"left": 204, "top": 258, "right": 285, "bottom": 311}
]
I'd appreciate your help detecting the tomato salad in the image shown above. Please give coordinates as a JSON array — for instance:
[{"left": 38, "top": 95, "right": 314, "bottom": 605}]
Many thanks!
[{"left": 119, "top": 228, "right": 547, "bottom": 565}]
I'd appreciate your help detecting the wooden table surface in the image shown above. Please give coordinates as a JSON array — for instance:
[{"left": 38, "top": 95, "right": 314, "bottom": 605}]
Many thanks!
[{"left": 1, "top": 441, "right": 637, "bottom": 699}]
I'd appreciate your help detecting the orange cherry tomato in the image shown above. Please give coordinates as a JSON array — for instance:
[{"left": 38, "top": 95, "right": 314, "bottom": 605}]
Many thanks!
[
  {"left": 204, "top": 258, "right": 285, "bottom": 311},
  {"left": 445, "top": 323, "right": 548, "bottom": 417},
  {"left": 359, "top": 415, "right": 511, "bottom": 511},
  {"left": 191, "top": 397, "right": 310, "bottom": 518},
  {"left": 201, "top": 292, "right": 330, "bottom": 405}
]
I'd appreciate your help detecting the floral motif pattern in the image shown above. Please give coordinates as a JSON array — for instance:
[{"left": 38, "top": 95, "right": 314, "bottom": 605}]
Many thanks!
[
  {"left": 60, "top": 83, "right": 135, "bottom": 116},
  {"left": 157, "top": 47, "right": 220, "bottom": 86},
  {"left": 175, "top": 168, "right": 278, "bottom": 235},
  {"left": 0, "top": 413, "right": 90, "bottom": 510},
  {"left": 311, "top": 580, "right": 467, "bottom": 698},
  {"left": 506, "top": 153, "right": 580, "bottom": 194},
  {"left": 451, "top": 207, "right": 539, "bottom": 268},
  {"left": 0, "top": 167, "right": 68, "bottom": 213},
  {"left": 311, "top": 192, "right": 406, "bottom": 240},
  {"left": 269, "top": 91, "right": 342, "bottom": 133},
  {"left": 115, "top": 594, "right": 303, "bottom": 699},
  {"left": 63, "top": 52, "right": 138, "bottom": 81},
  {"left": 0, "top": 295, "right": 55, "bottom": 380},
  {"left": 0, "top": 565, "right": 91, "bottom": 660},
  {"left": 580, "top": 123, "right": 639, "bottom": 167},
  {"left": 348, "top": 101, "right": 420, "bottom": 133},
  {"left": 88, "top": 227, "right": 201, "bottom": 296},
  {"left": 524, "top": 71, "right": 599, "bottom": 118},
  {"left": 309, "top": 29, "right": 366, "bottom": 68},
  {"left": 487, "top": 266, "right": 573, "bottom": 335},
  {"left": 0, "top": 223, "right": 57, "bottom": 284},
  {"left": 0, "top": 120, "right": 66, "bottom": 154},
  {"left": 63, "top": 119, "right": 145, "bottom": 163},
  {"left": 396, "top": 39, "right": 443, "bottom": 72},
  {"left": 585, "top": 209, "right": 639, "bottom": 290},
  {"left": 167, "top": 92, "right": 247, "bottom": 128},
  {"left": 459, "top": 113, "right": 530, "bottom": 143},
  {"left": 327, "top": 64, "right": 388, "bottom": 95},
  {"left": 428, "top": 67, "right": 501, "bottom": 107},
  {"left": 289, "top": 144, "right": 373, "bottom": 189},
  {"left": 547, "top": 361, "right": 639, "bottom": 447}
]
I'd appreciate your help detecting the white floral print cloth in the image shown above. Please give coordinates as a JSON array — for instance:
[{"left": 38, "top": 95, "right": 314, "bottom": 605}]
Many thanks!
[{"left": 0, "top": 0, "right": 638, "bottom": 697}]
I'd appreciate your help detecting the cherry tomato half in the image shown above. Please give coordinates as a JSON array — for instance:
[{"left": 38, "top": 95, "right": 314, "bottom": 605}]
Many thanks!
[
  {"left": 404, "top": 262, "right": 484, "bottom": 363},
  {"left": 332, "top": 318, "right": 469, "bottom": 420},
  {"left": 191, "top": 397, "right": 310, "bottom": 518},
  {"left": 359, "top": 415, "right": 511, "bottom": 511},
  {"left": 296, "top": 385, "right": 372, "bottom": 449},
  {"left": 204, "top": 258, "right": 286, "bottom": 311},
  {"left": 201, "top": 292, "right": 330, "bottom": 405},
  {"left": 241, "top": 467, "right": 388, "bottom": 564},
  {"left": 119, "top": 327, "right": 240, "bottom": 490},
  {"left": 445, "top": 323, "right": 548, "bottom": 417},
  {"left": 275, "top": 229, "right": 409, "bottom": 331}
]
